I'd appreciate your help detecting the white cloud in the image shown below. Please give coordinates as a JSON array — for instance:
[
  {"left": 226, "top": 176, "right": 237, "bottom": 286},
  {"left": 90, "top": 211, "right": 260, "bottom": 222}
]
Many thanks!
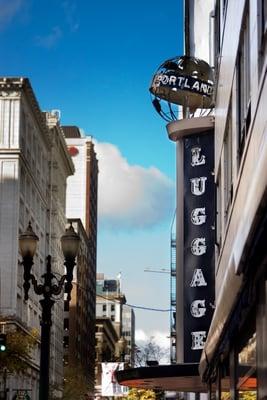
[
  {"left": 0, "top": 0, "right": 23, "bottom": 29},
  {"left": 62, "top": 1, "right": 80, "bottom": 32},
  {"left": 35, "top": 26, "right": 62, "bottom": 49},
  {"left": 95, "top": 141, "right": 174, "bottom": 230}
]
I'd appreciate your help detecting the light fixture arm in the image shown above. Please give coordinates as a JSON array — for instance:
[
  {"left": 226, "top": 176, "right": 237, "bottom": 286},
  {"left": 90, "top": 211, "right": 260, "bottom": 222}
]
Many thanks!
[{"left": 21, "top": 255, "right": 76, "bottom": 303}]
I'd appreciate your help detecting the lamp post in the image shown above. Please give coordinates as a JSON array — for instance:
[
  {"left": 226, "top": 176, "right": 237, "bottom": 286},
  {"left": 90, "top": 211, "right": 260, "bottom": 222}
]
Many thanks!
[{"left": 19, "top": 222, "right": 80, "bottom": 400}]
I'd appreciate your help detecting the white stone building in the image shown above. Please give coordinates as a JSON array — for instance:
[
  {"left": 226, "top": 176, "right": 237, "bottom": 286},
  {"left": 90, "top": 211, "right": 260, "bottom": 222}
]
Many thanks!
[{"left": 0, "top": 77, "right": 74, "bottom": 398}]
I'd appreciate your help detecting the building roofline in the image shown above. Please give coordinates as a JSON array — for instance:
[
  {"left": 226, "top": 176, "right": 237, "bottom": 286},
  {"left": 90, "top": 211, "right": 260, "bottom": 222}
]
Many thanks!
[{"left": 0, "top": 77, "right": 51, "bottom": 147}]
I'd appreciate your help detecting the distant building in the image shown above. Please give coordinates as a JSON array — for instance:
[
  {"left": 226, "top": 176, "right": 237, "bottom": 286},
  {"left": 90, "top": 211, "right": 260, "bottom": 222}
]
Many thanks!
[
  {"left": 63, "top": 219, "right": 96, "bottom": 394},
  {"left": 63, "top": 126, "right": 98, "bottom": 394},
  {"left": 63, "top": 126, "right": 98, "bottom": 245},
  {"left": 122, "top": 305, "right": 135, "bottom": 366},
  {"left": 96, "top": 274, "right": 135, "bottom": 365},
  {"left": 96, "top": 274, "right": 125, "bottom": 338},
  {"left": 94, "top": 317, "right": 119, "bottom": 397},
  {"left": 0, "top": 78, "right": 74, "bottom": 398}
]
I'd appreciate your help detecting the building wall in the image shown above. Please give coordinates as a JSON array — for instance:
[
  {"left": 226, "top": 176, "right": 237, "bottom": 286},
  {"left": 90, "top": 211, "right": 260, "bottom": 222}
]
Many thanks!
[
  {"left": 212, "top": 0, "right": 267, "bottom": 327},
  {"left": 64, "top": 128, "right": 98, "bottom": 395},
  {"left": 96, "top": 275, "right": 135, "bottom": 366},
  {"left": 186, "top": 0, "right": 267, "bottom": 394},
  {"left": 45, "top": 112, "right": 74, "bottom": 392},
  {"left": 65, "top": 134, "right": 98, "bottom": 241},
  {"left": 0, "top": 78, "right": 74, "bottom": 398},
  {"left": 63, "top": 219, "right": 96, "bottom": 394},
  {"left": 122, "top": 305, "right": 135, "bottom": 366},
  {"left": 95, "top": 317, "right": 119, "bottom": 396},
  {"left": 185, "top": 0, "right": 215, "bottom": 64}
]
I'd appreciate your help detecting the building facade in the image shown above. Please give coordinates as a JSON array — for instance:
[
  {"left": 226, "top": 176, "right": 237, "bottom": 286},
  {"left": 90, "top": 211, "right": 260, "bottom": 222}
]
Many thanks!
[
  {"left": 94, "top": 317, "right": 119, "bottom": 396},
  {"left": 64, "top": 126, "right": 98, "bottom": 247},
  {"left": 63, "top": 126, "right": 98, "bottom": 395},
  {"left": 96, "top": 274, "right": 125, "bottom": 338},
  {"left": 63, "top": 218, "right": 96, "bottom": 395},
  {"left": 96, "top": 274, "right": 135, "bottom": 363},
  {"left": 185, "top": 0, "right": 267, "bottom": 398},
  {"left": 122, "top": 305, "right": 135, "bottom": 366},
  {"left": 0, "top": 78, "right": 74, "bottom": 398}
]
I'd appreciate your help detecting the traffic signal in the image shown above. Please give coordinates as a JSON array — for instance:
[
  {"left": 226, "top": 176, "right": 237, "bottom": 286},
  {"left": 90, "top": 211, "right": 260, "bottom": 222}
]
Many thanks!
[{"left": 0, "top": 333, "right": 6, "bottom": 352}]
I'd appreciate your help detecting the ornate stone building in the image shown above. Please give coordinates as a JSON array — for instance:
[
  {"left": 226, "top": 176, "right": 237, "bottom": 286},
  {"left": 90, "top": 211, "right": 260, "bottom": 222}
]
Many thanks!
[{"left": 0, "top": 78, "right": 74, "bottom": 398}]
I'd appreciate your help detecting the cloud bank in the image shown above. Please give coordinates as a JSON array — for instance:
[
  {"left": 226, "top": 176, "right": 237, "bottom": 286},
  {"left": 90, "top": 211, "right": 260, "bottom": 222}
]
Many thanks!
[{"left": 95, "top": 142, "right": 174, "bottom": 230}]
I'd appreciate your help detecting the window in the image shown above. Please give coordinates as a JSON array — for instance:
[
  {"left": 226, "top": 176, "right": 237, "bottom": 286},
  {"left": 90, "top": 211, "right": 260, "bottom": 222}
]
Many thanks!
[
  {"left": 214, "top": 0, "right": 221, "bottom": 70},
  {"left": 261, "top": 0, "right": 267, "bottom": 36},
  {"left": 258, "top": 0, "right": 267, "bottom": 73},
  {"left": 216, "top": 167, "right": 222, "bottom": 252},
  {"left": 111, "top": 304, "right": 115, "bottom": 312},
  {"left": 102, "top": 304, "right": 106, "bottom": 312},
  {"left": 238, "top": 332, "right": 257, "bottom": 397},
  {"left": 223, "top": 100, "right": 233, "bottom": 224},
  {"left": 236, "top": 7, "right": 251, "bottom": 161},
  {"left": 64, "top": 318, "right": 69, "bottom": 331},
  {"left": 64, "top": 300, "right": 69, "bottom": 312},
  {"left": 63, "top": 336, "right": 69, "bottom": 348}
]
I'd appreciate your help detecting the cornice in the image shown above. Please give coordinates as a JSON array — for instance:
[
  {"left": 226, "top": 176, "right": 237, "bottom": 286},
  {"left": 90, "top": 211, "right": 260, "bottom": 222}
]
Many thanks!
[{"left": 0, "top": 77, "right": 52, "bottom": 148}]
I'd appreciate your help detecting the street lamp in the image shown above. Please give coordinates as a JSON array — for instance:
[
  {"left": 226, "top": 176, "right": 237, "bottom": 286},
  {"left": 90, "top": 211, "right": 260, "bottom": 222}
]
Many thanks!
[{"left": 19, "top": 221, "right": 80, "bottom": 400}]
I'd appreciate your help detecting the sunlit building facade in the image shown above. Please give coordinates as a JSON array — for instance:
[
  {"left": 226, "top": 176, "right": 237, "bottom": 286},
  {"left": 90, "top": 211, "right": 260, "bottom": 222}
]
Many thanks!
[
  {"left": 186, "top": 0, "right": 267, "bottom": 397},
  {"left": 63, "top": 126, "right": 98, "bottom": 395},
  {"left": 96, "top": 274, "right": 135, "bottom": 363},
  {"left": 0, "top": 78, "right": 74, "bottom": 398}
]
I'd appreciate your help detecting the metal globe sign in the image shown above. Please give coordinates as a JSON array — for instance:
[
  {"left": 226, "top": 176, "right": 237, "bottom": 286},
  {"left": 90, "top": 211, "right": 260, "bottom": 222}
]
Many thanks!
[{"left": 149, "top": 56, "right": 215, "bottom": 112}]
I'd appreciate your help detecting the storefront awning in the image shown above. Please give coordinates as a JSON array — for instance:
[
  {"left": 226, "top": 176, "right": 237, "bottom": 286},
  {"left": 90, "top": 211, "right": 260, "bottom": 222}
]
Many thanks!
[
  {"left": 116, "top": 363, "right": 256, "bottom": 393},
  {"left": 116, "top": 364, "right": 208, "bottom": 393}
]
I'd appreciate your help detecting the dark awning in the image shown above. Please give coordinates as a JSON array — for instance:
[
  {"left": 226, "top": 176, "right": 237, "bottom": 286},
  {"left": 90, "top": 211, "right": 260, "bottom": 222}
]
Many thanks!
[
  {"left": 116, "top": 363, "right": 256, "bottom": 393},
  {"left": 115, "top": 364, "right": 208, "bottom": 393},
  {"left": 116, "top": 364, "right": 257, "bottom": 393}
]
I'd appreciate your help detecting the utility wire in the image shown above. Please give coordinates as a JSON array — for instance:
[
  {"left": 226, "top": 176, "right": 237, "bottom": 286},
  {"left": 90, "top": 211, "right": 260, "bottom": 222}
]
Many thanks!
[
  {"left": 96, "top": 293, "right": 171, "bottom": 312},
  {"left": 126, "top": 304, "right": 171, "bottom": 312},
  {"left": 76, "top": 284, "right": 171, "bottom": 312}
]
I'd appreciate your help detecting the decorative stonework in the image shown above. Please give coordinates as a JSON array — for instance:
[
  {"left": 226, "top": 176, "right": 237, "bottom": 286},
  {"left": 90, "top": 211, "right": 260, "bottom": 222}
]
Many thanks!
[{"left": 0, "top": 91, "right": 20, "bottom": 97}]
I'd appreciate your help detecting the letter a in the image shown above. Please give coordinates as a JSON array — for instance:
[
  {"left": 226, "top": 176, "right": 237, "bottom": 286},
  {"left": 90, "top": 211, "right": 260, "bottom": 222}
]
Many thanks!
[{"left": 190, "top": 269, "right": 207, "bottom": 287}]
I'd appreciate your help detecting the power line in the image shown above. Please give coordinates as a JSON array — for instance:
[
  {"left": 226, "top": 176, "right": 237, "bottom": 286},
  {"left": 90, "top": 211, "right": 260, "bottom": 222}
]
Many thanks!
[
  {"left": 126, "top": 304, "right": 171, "bottom": 312},
  {"left": 144, "top": 268, "right": 170, "bottom": 274},
  {"left": 96, "top": 293, "right": 171, "bottom": 312},
  {"left": 77, "top": 284, "right": 171, "bottom": 312}
]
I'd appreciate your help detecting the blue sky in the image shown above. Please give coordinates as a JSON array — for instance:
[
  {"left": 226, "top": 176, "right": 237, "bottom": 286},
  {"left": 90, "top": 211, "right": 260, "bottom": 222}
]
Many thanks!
[{"left": 0, "top": 0, "right": 184, "bottom": 344}]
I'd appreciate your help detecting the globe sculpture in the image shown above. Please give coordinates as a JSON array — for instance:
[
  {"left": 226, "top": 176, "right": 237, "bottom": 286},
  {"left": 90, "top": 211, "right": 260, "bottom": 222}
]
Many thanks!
[{"left": 149, "top": 56, "right": 215, "bottom": 121}]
